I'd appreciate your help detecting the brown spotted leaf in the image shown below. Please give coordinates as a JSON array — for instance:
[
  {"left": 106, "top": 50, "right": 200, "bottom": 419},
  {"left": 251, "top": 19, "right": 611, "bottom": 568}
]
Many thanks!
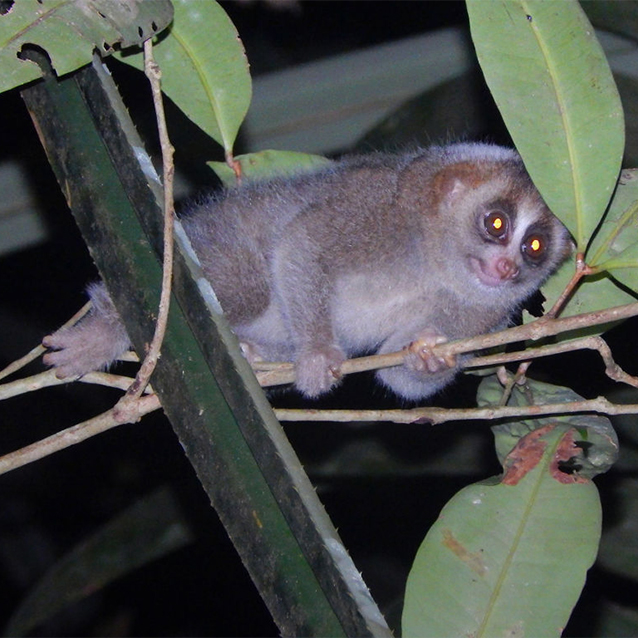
[{"left": 403, "top": 424, "right": 601, "bottom": 637}]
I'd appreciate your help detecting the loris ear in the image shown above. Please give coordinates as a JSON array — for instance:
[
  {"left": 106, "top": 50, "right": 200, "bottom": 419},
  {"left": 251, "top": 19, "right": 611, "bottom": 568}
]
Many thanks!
[{"left": 396, "top": 160, "right": 489, "bottom": 212}]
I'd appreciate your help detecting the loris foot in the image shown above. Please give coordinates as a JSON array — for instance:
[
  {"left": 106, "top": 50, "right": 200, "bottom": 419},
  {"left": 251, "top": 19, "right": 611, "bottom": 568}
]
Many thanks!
[
  {"left": 43, "top": 287, "right": 132, "bottom": 378},
  {"left": 404, "top": 329, "right": 455, "bottom": 374},
  {"left": 43, "top": 314, "right": 132, "bottom": 379},
  {"left": 294, "top": 345, "right": 345, "bottom": 398}
]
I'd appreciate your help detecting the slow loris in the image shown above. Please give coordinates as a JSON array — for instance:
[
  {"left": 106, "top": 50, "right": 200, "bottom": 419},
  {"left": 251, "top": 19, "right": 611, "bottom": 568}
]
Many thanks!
[{"left": 43, "top": 143, "right": 573, "bottom": 401}]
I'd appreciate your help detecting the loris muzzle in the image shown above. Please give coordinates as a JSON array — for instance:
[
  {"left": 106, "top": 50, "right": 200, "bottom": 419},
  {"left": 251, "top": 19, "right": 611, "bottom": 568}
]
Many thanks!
[{"left": 43, "top": 143, "right": 573, "bottom": 401}]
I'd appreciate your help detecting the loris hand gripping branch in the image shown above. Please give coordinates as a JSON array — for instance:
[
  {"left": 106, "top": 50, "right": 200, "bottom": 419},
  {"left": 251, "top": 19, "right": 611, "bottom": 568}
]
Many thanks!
[{"left": 43, "top": 143, "right": 572, "bottom": 401}]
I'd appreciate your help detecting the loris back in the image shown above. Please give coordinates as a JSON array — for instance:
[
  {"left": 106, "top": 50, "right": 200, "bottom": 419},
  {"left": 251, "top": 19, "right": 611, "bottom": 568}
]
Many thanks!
[{"left": 44, "top": 143, "right": 573, "bottom": 401}]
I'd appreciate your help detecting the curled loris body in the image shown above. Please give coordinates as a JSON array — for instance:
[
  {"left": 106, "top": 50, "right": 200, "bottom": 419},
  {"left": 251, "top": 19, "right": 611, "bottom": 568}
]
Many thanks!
[{"left": 44, "top": 143, "right": 572, "bottom": 401}]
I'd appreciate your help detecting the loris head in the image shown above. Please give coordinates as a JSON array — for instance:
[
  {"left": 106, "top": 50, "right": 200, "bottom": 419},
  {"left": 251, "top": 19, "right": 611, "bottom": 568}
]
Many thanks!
[{"left": 406, "top": 143, "right": 573, "bottom": 309}]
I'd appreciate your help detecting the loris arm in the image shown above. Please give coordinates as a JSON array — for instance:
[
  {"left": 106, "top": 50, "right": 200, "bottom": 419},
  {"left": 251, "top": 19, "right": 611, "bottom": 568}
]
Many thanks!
[{"left": 271, "top": 217, "right": 346, "bottom": 398}]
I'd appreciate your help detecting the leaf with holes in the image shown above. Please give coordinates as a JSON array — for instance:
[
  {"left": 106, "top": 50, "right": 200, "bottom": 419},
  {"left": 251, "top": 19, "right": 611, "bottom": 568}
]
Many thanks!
[
  {"left": 402, "top": 424, "right": 602, "bottom": 638},
  {"left": 477, "top": 375, "right": 618, "bottom": 477},
  {"left": 0, "top": 0, "right": 173, "bottom": 93},
  {"left": 116, "top": 0, "right": 251, "bottom": 155}
]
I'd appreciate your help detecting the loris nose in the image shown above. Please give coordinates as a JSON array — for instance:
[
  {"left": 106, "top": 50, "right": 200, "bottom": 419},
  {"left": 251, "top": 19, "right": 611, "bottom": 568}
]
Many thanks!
[{"left": 496, "top": 258, "right": 519, "bottom": 280}]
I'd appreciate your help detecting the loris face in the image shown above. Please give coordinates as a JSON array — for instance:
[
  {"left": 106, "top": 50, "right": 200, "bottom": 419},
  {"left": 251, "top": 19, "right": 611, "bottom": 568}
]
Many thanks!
[{"left": 436, "top": 167, "right": 572, "bottom": 308}]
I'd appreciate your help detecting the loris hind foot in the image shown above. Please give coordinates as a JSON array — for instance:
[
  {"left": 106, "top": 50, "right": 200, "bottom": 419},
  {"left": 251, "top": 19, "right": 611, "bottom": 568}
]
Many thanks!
[
  {"left": 294, "top": 345, "right": 345, "bottom": 398},
  {"left": 43, "top": 283, "right": 131, "bottom": 378}
]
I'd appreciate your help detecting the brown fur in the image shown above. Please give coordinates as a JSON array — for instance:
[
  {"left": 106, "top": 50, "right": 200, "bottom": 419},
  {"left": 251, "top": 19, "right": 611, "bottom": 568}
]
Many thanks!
[{"left": 44, "top": 143, "right": 572, "bottom": 401}]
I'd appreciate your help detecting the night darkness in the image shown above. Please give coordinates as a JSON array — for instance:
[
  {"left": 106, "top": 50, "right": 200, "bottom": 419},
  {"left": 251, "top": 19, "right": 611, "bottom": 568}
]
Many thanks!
[{"left": 0, "top": 2, "right": 635, "bottom": 637}]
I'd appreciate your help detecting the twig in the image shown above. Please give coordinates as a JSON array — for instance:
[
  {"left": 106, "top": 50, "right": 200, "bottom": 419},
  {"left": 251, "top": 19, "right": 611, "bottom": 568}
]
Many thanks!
[
  {"left": 124, "top": 38, "right": 175, "bottom": 400},
  {"left": 461, "top": 335, "right": 638, "bottom": 388},
  {"left": 0, "top": 368, "right": 151, "bottom": 400},
  {"left": 274, "top": 395, "right": 638, "bottom": 425},
  {"left": 498, "top": 361, "right": 531, "bottom": 406},
  {"left": 256, "top": 301, "right": 638, "bottom": 389},
  {"left": 2, "top": 295, "right": 635, "bottom": 474},
  {"left": 0, "top": 394, "right": 162, "bottom": 476},
  {"left": 545, "top": 252, "right": 593, "bottom": 319},
  {"left": 0, "top": 39, "right": 176, "bottom": 478},
  {"left": 498, "top": 254, "right": 593, "bottom": 404},
  {"left": 227, "top": 150, "right": 242, "bottom": 183}
]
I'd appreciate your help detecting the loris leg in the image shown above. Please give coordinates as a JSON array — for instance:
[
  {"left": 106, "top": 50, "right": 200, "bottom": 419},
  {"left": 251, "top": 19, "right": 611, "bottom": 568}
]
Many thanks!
[
  {"left": 272, "top": 231, "right": 345, "bottom": 399},
  {"left": 43, "top": 282, "right": 132, "bottom": 378},
  {"left": 292, "top": 344, "right": 345, "bottom": 398},
  {"left": 375, "top": 328, "right": 459, "bottom": 401}
]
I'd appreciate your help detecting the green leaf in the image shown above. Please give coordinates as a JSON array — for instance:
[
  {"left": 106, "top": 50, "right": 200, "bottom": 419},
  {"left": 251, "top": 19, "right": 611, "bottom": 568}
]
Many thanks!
[
  {"left": 402, "top": 425, "right": 602, "bottom": 638},
  {"left": 208, "top": 149, "right": 331, "bottom": 187},
  {"left": 467, "top": 0, "right": 625, "bottom": 250},
  {"left": 530, "top": 258, "right": 575, "bottom": 318},
  {"left": 5, "top": 488, "right": 193, "bottom": 637},
  {"left": 115, "top": 0, "right": 251, "bottom": 155},
  {"left": 477, "top": 376, "right": 619, "bottom": 478},
  {"left": 0, "top": 0, "right": 173, "bottom": 93},
  {"left": 532, "top": 254, "right": 637, "bottom": 321},
  {"left": 586, "top": 168, "right": 638, "bottom": 293}
]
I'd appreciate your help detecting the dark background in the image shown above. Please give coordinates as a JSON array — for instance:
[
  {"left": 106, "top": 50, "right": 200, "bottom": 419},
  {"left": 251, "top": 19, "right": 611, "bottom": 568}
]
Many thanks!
[{"left": 0, "top": 2, "right": 633, "bottom": 636}]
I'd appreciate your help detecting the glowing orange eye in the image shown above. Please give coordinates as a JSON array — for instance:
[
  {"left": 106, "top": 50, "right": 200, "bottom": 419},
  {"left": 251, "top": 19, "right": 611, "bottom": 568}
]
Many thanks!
[
  {"left": 484, "top": 211, "right": 509, "bottom": 240},
  {"left": 522, "top": 234, "right": 545, "bottom": 261}
]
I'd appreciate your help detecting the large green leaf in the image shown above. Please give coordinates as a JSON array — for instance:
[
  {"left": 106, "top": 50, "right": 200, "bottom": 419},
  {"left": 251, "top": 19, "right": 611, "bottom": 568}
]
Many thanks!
[
  {"left": 116, "top": 0, "right": 251, "bottom": 155},
  {"left": 537, "top": 257, "right": 637, "bottom": 320},
  {"left": 402, "top": 424, "right": 602, "bottom": 638},
  {"left": 0, "top": 0, "right": 173, "bottom": 93},
  {"left": 467, "top": 0, "right": 625, "bottom": 250},
  {"left": 208, "top": 149, "right": 331, "bottom": 187},
  {"left": 586, "top": 168, "right": 638, "bottom": 293}
]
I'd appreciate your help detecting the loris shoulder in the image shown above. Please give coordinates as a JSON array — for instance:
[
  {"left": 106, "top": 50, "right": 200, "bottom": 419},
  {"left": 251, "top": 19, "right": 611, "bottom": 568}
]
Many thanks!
[{"left": 44, "top": 142, "right": 573, "bottom": 401}]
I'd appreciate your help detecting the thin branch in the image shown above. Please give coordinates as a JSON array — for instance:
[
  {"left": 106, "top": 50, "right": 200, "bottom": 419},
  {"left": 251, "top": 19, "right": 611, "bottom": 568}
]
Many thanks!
[
  {"left": 275, "top": 396, "right": 638, "bottom": 425},
  {"left": 498, "top": 254, "right": 592, "bottom": 404},
  {"left": 124, "top": 38, "right": 175, "bottom": 400},
  {"left": 2, "top": 303, "right": 636, "bottom": 473},
  {"left": 545, "top": 252, "right": 593, "bottom": 319},
  {"left": 460, "top": 335, "right": 638, "bottom": 388},
  {"left": 0, "top": 394, "right": 162, "bottom": 476},
  {"left": 0, "top": 368, "right": 151, "bottom": 400},
  {"left": 498, "top": 361, "right": 531, "bottom": 406},
  {"left": 256, "top": 301, "right": 638, "bottom": 389},
  {"left": 0, "top": 39, "right": 176, "bottom": 478}
]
